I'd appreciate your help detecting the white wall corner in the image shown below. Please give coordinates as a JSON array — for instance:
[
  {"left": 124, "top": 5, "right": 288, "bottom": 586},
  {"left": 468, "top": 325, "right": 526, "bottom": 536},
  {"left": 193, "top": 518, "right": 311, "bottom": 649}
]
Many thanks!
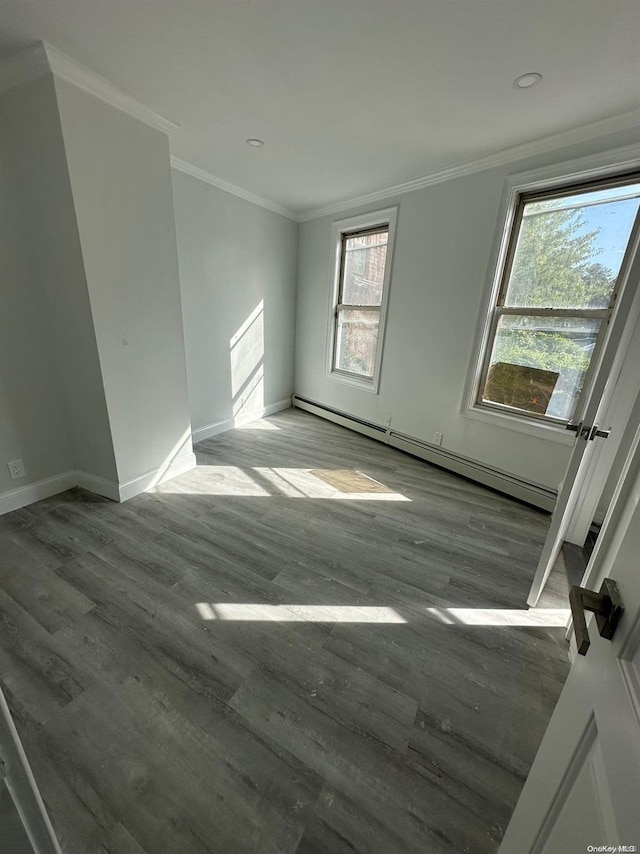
[
  {"left": 170, "top": 156, "right": 298, "bottom": 221},
  {"left": 42, "top": 42, "right": 179, "bottom": 134},
  {"left": 0, "top": 470, "right": 124, "bottom": 515},
  {"left": 74, "top": 471, "right": 121, "bottom": 502},
  {"left": 0, "top": 40, "right": 178, "bottom": 133},
  {"left": 0, "top": 471, "right": 78, "bottom": 516},
  {"left": 0, "top": 455, "right": 201, "bottom": 513},
  {"left": 192, "top": 418, "right": 236, "bottom": 444},
  {"left": 191, "top": 398, "right": 293, "bottom": 446},
  {"left": 0, "top": 42, "right": 51, "bottom": 96},
  {"left": 117, "top": 452, "right": 197, "bottom": 502}
]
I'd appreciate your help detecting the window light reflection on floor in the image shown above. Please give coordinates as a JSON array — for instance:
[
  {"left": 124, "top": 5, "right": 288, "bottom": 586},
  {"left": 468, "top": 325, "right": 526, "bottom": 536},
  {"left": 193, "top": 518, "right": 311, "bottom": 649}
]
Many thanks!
[
  {"left": 195, "top": 603, "right": 570, "bottom": 627},
  {"left": 424, "top": 607, "right": 570, "bottom": 627},
  {"left": 196, "top": 603, "right": 408, "bottom": 623},
  {"left": 235, "top": 420, "right": 281, "bottom": 431},
  {"left": 159, "top": 466, "right": 410, "bottom": 500}
]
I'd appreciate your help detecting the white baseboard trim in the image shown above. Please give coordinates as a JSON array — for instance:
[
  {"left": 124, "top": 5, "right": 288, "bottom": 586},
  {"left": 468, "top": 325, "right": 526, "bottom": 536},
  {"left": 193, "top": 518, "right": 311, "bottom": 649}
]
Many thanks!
[
  {"left": 0, "top": 451, "right": 201, "bottom": 515},
  {"left": 192, "top": 398, "right": 292, "bottom": 445},
  {"left": 75, "top": 471, "right": 120, "bottom": 501},
  {"left": 118, "top": 452, "right": 197, "bottom": 502},
  {"left": 192, "top": 417, "right": 235, "bottom": 444},
  {"left": 0, "top": 471, "right": 78, "bottom": 516},
  {"left": 292, "top": 394, "right": 557, "bottom": 512}
]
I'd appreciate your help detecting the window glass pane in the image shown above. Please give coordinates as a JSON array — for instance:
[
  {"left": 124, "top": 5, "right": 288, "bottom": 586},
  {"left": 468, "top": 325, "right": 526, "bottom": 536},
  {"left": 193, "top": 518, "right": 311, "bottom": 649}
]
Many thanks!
[
  {"left": 335, "top": 310, "right": 380, "bottom": 377},
  {"left": 342, "top": 231, "right": 388, "bottom": 306},
  {"left": 482, "top": 315, "right": 601, "bottom": 420},
  {"left": 505, "top": 185, "right": 640, "bottom": 309}
]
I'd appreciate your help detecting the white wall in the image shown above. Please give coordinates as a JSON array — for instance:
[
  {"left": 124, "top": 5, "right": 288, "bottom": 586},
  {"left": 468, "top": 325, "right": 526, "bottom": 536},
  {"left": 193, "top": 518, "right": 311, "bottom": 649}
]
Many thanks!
[
  {"left": 0, "top": 75, "right": 117, "bottom": 497},
  {"left": 172, "top": 170, "right": 298, "bottom": 439},
  {"left": 295, "top": 127, "right": 640, "bottom": 492},
  {"left": 1, "top": 63, "right": 636, "bottom": 509},
  {"left": 0, "top": 95, "right": 72, "bottom": 494},
  {"left": 54, "top": 79, "right": 194, "bottom": 487}
]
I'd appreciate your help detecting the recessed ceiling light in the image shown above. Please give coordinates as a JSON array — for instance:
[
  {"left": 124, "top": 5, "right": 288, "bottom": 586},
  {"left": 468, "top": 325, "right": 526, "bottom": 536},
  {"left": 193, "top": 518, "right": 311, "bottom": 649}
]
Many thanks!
[
  {"left": 513, "top": 72, "right": 542, "bottom": 89},
  {"left": 246, "top": 138, "right": 264, "bottom": 147}
]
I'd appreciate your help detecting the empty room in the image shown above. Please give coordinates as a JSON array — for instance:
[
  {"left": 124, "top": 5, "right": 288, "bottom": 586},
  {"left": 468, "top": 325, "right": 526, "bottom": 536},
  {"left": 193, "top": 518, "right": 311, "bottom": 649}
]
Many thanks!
[{"left": 1, "top": 2, "right": 640, "bottom": 852}]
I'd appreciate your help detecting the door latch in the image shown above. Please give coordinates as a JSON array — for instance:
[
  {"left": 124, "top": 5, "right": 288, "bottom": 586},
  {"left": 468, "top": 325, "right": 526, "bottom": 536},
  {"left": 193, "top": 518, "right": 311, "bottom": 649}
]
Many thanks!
[{"left": 569, "top": 577, "right": 624, "bottom": 655}]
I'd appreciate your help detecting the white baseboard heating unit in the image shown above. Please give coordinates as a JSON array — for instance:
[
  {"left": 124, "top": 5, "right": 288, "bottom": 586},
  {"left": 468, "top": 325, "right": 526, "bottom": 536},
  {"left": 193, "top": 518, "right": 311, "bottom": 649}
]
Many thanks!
[{"left": 292, "top": 394, "right": 556, "bottom": 512}]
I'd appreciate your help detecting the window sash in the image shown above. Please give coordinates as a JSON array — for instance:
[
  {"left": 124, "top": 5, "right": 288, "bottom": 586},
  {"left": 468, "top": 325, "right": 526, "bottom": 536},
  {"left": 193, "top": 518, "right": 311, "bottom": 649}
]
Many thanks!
[
  {"left": 335, "top": 303, "right": 381, "bottom": 314},
  {"left": 495, "top": 307, "right": 611, "bottom": 318},
  {"left": 325, "top": 207, "right": 397, "bottom": 392},
  {"left": 516, "top": 170, "right": 640, "bottom": 209},
  {"left": 337, "top": 226, "right": 389, "bottom": 307},
  {"left": 475, "top": 174, "right": 640, "bottom": 424},
  {"left": 332, "top": 226, "right": 389, "bottom": 378},
  {"left": 495, "top": 173, "right": 639, "bottom": 310},
  {"left": 476, "top": 306, "right": 610, "bottom": 425},
  {"left": 332, "top": 306, "right": 381, "bottom": 379}
]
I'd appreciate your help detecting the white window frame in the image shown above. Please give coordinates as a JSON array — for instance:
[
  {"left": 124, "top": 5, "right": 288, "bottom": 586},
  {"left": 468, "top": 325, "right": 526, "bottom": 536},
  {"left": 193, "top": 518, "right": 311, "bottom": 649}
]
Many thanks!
[
  {"left": 463, "top": 143, "right": 640, "bottom": 444},
  {"left": 325, "top": 207, "right": 398, "bottom": 393}
]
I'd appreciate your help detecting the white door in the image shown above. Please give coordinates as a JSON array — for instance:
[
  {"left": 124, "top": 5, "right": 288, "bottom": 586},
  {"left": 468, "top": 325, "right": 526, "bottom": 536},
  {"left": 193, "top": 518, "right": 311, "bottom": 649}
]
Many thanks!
[
  {"left": 500, "top": 422, "right": 640, "bottom": 853},
  {"left": 527, "top": 215, "right": 640, "bottom": 607}
]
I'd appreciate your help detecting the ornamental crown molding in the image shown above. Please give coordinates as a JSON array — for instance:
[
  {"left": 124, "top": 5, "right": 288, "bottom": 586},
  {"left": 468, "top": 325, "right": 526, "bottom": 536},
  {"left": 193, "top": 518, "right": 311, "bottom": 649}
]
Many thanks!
[{"left": 0, "top": 41, "right": 178, "bottom": 134}]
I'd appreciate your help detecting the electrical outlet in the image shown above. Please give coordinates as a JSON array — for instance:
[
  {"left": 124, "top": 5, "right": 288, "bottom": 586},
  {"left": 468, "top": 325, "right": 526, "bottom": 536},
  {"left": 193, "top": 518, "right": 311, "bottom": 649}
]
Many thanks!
[
  {"left": 433, "top": 431, "right": 443, "bottom": 447},
  {"left": 8, "top": 459, "right": 26, "bottom": 480}
]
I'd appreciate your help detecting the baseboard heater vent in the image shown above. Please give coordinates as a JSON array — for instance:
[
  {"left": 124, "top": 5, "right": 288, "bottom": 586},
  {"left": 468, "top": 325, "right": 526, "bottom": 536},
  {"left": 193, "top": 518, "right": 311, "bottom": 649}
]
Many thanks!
[
  {"left": 292, "top": 395, "right": 387, "bottom": 435},
  {"left": 292, "top": 394, "right": 557, "bottom": 512}
]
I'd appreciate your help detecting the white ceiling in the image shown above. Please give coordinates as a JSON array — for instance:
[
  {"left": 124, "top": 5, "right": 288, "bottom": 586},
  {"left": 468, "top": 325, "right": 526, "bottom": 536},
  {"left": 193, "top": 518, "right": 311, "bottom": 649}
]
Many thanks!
[{"left": 1, "top": 0, "right": 639, "bottom": 216}]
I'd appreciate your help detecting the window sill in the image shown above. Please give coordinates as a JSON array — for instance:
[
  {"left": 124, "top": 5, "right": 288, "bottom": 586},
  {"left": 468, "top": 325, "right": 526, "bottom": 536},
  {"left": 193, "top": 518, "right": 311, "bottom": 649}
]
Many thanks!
[
  {"left": 326, "top": 370, "right": 380, "bottom": 394},
  {"left": 463, "top": 404, "right": 576, "bottom": 445}
]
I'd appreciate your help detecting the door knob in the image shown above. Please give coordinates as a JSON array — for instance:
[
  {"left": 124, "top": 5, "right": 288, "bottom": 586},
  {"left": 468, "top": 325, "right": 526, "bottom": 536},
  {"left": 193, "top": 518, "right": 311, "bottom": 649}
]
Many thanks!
[{"left": 569, "top": 578, "right": 624, "bottom": 656}]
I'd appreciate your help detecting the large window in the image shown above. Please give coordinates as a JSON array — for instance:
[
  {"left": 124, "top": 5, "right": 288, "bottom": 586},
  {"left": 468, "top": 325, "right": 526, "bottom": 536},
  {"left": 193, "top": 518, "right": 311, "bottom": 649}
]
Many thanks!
[
  {"left": 327, "top": 208, "right": 397, "bottom": 392},
  {"left": 476, "top": 175, "right": 640, "bottom": 424}
]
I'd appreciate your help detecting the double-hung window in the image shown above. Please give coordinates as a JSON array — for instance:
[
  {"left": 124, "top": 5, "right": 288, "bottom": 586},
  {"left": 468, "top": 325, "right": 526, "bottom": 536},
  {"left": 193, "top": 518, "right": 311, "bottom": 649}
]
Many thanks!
[
  {"left": 475, "top": 175, "right": 640, "bottom": 425},
  {"left": 327, "top": 208, "right": 397, "bottom": 392}
]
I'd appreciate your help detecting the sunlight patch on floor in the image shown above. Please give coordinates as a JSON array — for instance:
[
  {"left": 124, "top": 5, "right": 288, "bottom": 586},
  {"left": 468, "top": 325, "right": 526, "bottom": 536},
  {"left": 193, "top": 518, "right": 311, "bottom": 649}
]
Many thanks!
[
  {"left": 195, "top": 603, "right": 408, "bottom": 623},
  {"left": 160, "top": 465, "right": 409, "bottom": 500},
  {"left": 425, "top": 607, "right": 571, "bottom": 627},
  {"left": 157, "top": 465, "right": 271, "bottom": 496},
  {"left": 252, "top": 467, "right": 409, "bottom": 500},
  {"left": 235, "top": 420, "right": 281, "bottom": 431},
  {"left": 195, "top": 603, "right": 570, "bottom": 627}
]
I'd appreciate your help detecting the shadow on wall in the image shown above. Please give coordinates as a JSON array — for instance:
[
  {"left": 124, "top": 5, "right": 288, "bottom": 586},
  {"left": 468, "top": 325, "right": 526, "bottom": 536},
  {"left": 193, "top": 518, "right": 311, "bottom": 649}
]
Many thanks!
[{"left": 230, "top": 300, "right": 264, "bottom": 422}]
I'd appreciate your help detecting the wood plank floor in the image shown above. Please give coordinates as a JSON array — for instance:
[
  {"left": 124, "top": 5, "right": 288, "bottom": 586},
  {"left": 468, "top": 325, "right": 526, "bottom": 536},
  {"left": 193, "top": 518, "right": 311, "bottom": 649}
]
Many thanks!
[{"left": 0, "top": 408, "right": 570, "bottom": 853}]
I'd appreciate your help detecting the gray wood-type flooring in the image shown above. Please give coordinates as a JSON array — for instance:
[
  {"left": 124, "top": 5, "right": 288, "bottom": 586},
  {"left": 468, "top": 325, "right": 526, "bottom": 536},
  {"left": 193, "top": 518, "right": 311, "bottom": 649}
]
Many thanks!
[{"left": 0, "top": 408, "right": 570, "bottom": 853}]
